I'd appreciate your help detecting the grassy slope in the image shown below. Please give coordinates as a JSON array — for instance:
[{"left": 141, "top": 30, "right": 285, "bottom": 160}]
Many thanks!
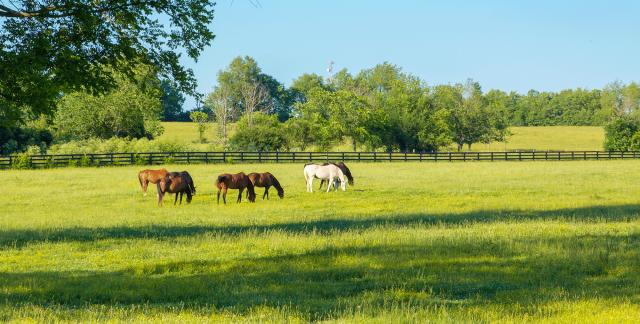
[
  {"left": 162, "top": 123, "right": 605, "bottom": 152},
  {"left": 1, "top": 161, "right": 639, "bottom": 322}
]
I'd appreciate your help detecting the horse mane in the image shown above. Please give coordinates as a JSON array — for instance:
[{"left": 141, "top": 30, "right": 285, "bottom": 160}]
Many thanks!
[
  {"left": 267, "top": 173, "right": 284, "bottom": 197},
  {"left": 336, "top": 163, "right": 354, "bottom": 185},
  {"left": 181, "top": 171, "right": 195, "bottom": 195}
]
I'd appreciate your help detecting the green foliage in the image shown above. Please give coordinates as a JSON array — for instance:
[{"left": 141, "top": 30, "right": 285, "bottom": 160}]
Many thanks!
[
  {"left": 230, "top": 113, "right": 288, "bottom": 151},
  {"left": 0, "top": 0, "right": 215, "bottom": 131},
  {"left": 189, "top": 111, "right": 210, "bottom": 143},
  {"left": 47, "top": 138, "right": 191, "bottom": 155},
  {"left": 160, "top": 80, "right": 188, "bottom": 121},
  {"left": 53, "top": 66, "right": 164, "bottom": 141},
  {"left": 604, "top": 115, "right": 640, "bottom": 151},
  {"left": 0, "top": 126, "right": 53, "bottom": 155},
  {"left": 10, "top": 152, "right": 30, "bottom": 169}
]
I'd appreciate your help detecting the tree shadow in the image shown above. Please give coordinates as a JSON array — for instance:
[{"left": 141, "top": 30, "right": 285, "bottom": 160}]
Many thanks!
[
  {"left": 1, "top": 231, "right": 638, "bottom": 320},
  {"left": 1, "top": 204, "right": 640, "bottom": 248}
]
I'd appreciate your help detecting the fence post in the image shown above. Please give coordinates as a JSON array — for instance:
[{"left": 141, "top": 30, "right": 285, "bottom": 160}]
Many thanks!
[
  {"left": 110, "top": 153, "right": 114, "bottom": 166},
  {"left": 342, "top": 152, "right": 345, "bottom": 161},
  {"left": 404, "top": 152, "right": 407, "bottom": 161},
  {"left": 374, "top": 152, "right": 377, "bottom": 162},
  {"left": 389, "top": 152, "right": 392, "bottom": 162},
  {"left": 490, "top": 152, "right": 494, "bottom": 161},
  {"left": 276, "top": 151, "right": 279, "bottom": 163},
  {"left": 8, "top": 156, "right": 12, "bottom": 167},
  {"left": 596, "top": 151, "right": 599, "bottom": 160},
  {"left": 309, "top": 152, "right": 312, "bottom": 162},
  {"left": 130, "top": 153, "right": 134, "bottom": 164},
  {"left": 557, "top": 152, "right": 561, "bottom": 161},
  {"left": 584, "top": 152, "right": 587, "bottom": 160},
  {"left": 463, "top": 152, "right": 466, "bottom": 161},
  {"left": 449, "top": 152, "right": 452, "bottom": 162},
  {"left": 206, "top": 152, "right": 209, "bottom": 164},
  {"left": 187, "top": 152, "right": 190, "bottom": 164},
  {"left": 293, "top": 152, "right": 296, "bottom": 163},
  {"left": 571, "top": 152, "right": 574, "bottom": 160},
  {"left": 358, "top": 152, "right": 361, "bottom": 162},
  {"left": 608, "top": 151, "right": 611, "bottom": 159},
  {"left": 519, "top": 152, "right": 522, "bottom": 161}
]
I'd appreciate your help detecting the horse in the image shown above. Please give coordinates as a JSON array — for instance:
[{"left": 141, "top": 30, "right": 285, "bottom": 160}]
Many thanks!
[
  {"left": 157, "top": 171, "right": 196, "bottom": 206},
  {"left": 138, "top": 168, "right": 168, "bottom": 196},
  {"left": 216, "top": 172, "right": 256, "bottom": 204},
  {"left": 247, "top": 172, "right": 284, "bottom": 200},
  {"left": 318, "top": 162, "right": 354, "bottom": 189},
  {"left": 303, "top": 163, "right": 346, "bottom": 193}
]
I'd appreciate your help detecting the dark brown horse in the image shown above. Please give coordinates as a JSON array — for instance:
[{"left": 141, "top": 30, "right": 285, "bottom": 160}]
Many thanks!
[
  {"left": 318, "top": 162, "right": 354, "bottom": 189},
  {"left": 247, "top": 172, "right": 284, "bottom": 200},
  {"left": 216, "top": 172, "right": 256, "bottom": 204},
  {"left": 138, "top": 168, "right": 168, "bottom": 196},
  {"left": 157, "top": 171, "right": 196, "bottom": 206}
]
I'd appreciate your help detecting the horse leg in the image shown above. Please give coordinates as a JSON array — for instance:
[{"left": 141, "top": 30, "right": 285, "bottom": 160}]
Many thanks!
[
  {"left": 223, "top": 188, "right": 227, "bottom": 204},
  {"left": 217, "top": 189, "right": 221, "bottom": 205},
  {"left": 143, "top": 180, "right": 148, "bottom": 197},
  {"left": 263, "top": 186, "right": 269, "bottom": 200},
  {"left": 307, "top": 176, "right": 313, "bottom": 193},
  {"left": 237, "top": 188, "right": 244, "bottom": 203},
  {"left": 179, "top": 192, "right": 184, "bottom": 205},
  {"left": 157, "top": 190, "right": 164, "bottom": 206},
  {"left": 319, "top": 179, "right": 325, "bottom": 190},
  {"left": 174, "top": 192, "right": 179, "bottom": 205},
  {"left": 326, "top": 177, "right": 333, "bottom": 193}
]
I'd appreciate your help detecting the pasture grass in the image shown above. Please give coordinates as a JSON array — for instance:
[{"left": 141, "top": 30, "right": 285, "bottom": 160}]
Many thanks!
[
  {"left": 161, "top": 122, "right": 605, "bottom": 152},
  {"left": 1, "top": 161, "right": 639, "bottom": 322}
]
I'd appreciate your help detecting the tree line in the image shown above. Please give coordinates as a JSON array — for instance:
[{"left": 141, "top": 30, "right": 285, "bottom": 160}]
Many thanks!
[{"left": 201, "top": 56, "right": 639, "bottom": 152}]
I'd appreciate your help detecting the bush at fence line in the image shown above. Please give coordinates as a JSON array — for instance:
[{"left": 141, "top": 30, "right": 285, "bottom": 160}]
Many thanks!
[
  {"left": 79, "top": 155, "right": 92, "bottom": 167},
  {"left": 46, "top": 137, "right": 196, "bottom": 154},
  {"left": 163, "top": 156, "right": 176, "bottom": 164},
  {"left": 11, "top": 152, "right": 31, "bottom": 169},
  {"left": 134, "top": 154, "right": 148, "bottom": 166}
]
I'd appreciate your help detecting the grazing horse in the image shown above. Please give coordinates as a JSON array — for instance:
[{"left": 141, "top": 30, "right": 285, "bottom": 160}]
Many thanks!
[
  {"left": 138, "top": 168, "right": 168, "bottom": 196},
  {"left": 247, "top": 172, "right": 284, "bottom": 200},
  {"left": 304, "top": 163, "right": 346, "bottom": 193},
  {"left": 319, "top": 162, "right": 354, "bottom": 189},
  {"left": 216, "top": 172, "right": 256, "bottom": 204},
  {"left": 157, "top": 171, "right": 196, "bottom": 206}
]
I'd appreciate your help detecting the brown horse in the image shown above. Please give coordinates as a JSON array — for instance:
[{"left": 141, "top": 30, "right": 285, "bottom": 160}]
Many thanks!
[
  {"left": 157, "top": 171, "right": 196, "bottom": 206},
  {"left": 138, "top": 168, "right": 168, "bottom": 196},
  {"left": 247, "top": 172, "right": 284, "bottom": 200},
  {"left": 216, "top": 172, "right": 256, "bottom": 204},
  {"left": 318, "top": 162, "right": 354, "bottom": 189}
]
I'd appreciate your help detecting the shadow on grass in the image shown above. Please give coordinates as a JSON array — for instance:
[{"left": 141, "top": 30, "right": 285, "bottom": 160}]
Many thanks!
[
  {"left": 0, "top": 232, "right": 639, "bottom": 320},
  {"left": 1, "top": 204, "right": 640, "bottom": 248}
]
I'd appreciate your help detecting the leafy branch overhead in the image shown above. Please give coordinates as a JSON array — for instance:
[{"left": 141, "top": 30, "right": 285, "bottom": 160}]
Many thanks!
[{"left": 0, "top": 0, "right": 215, "bottom": 127}]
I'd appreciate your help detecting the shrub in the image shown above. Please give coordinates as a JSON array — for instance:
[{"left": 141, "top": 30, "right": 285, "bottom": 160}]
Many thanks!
[
  {"left": 604, "top": 115, "right": 640, "bottom": 151},
  {"left": 11, "top": 153, "right": 31, "bottom": 169},
  {"left": 230, "top": 113, "right": 288, "bottom": 151}
]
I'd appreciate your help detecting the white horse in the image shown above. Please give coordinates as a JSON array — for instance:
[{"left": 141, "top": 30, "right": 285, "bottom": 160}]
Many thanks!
[{"left": 303, "top": 163, "right": 346, "bottom": 193}]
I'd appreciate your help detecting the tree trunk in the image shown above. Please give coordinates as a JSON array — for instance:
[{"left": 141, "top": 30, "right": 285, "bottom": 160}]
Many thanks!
[
  {"left": 457, "top": 143, "right": 463, "bottom": 151},
  {"left": 352, "top": 138, "right": 357, "bottom": 152},
  {"left": 467, "top": 143, "right": 472, "bottom": 150}
]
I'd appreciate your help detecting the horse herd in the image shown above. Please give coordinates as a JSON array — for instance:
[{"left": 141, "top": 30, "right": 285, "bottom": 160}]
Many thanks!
[{"left": 137, "top": 162, "right": 354, "bottom": 206}]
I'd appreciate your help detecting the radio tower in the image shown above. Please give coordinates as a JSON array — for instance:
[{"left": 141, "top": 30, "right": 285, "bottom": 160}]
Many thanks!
[{"left": 326, "top": 60, "right": 334, "bottom": 84}]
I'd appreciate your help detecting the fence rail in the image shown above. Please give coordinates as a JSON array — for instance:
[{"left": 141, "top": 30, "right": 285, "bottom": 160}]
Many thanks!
[{"left": 1, "top": 150, "right": 639, "bottom": 169}]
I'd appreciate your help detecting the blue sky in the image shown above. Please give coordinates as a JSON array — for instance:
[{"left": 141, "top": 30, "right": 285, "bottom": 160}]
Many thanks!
[{"left": 180, "top": 0, "right": 640, "bottom": 110}]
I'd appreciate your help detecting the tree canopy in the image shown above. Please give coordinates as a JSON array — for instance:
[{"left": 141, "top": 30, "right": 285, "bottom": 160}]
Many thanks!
[{"left": 0, "top": 0, "right": 215, "bottom": 129}]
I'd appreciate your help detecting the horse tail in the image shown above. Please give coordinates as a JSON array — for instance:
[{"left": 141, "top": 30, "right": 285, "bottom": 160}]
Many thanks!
[
  {"left": 216, "top": 175, "right": 227, "bottom": 189},
  {"left": 269, "top": 173, "right": 284, "bottom": 198}
]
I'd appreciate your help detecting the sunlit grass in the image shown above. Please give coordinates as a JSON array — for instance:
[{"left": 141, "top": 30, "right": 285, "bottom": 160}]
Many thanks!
[
  {"left": 1, "top": 161, "right": 638, "bottom": 322},
  {"left": 161, "top": 123, "right": 604, "bottom": 152}
]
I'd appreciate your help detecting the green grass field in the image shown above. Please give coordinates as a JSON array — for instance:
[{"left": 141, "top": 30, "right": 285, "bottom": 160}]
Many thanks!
[
  {"left": 161, "top": 122, "right": 605, "bottom": 152},
  {"left": 1, "top": 161, "right": 639, "bottom": 322}
]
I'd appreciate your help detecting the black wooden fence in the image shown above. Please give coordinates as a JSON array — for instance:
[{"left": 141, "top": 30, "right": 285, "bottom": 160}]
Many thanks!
[{"left": 2, "top": 150, "right": 640, "bottom": 169}]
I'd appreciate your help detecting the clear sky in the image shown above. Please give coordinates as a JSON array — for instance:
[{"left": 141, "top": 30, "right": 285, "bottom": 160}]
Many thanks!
[{"left": 180, "top": 0, "right": 640, "bottom": 110}]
